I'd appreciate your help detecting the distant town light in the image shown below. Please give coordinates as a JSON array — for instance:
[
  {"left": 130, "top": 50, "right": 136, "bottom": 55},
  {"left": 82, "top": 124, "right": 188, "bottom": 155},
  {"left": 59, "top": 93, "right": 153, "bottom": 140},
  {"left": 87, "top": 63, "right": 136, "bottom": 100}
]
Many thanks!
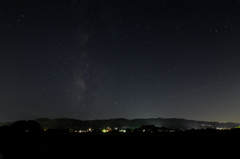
[{"left": 119, "top": 129, "right": 125, "bottom": 132}]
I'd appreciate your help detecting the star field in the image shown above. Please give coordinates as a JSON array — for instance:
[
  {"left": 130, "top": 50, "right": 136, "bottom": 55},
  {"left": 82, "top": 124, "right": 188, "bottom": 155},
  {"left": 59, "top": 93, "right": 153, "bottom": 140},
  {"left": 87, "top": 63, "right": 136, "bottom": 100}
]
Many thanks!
[{"left": 0, "top": 0, "right": 240, "bottom": 123}]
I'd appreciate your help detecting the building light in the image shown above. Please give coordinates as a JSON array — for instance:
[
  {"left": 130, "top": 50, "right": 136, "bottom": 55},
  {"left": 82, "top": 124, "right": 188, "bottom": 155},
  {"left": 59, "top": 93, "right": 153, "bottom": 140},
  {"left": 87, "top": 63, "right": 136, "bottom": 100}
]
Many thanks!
[{"left": 102, "top": 129, "right": 107, "bottom": 133}]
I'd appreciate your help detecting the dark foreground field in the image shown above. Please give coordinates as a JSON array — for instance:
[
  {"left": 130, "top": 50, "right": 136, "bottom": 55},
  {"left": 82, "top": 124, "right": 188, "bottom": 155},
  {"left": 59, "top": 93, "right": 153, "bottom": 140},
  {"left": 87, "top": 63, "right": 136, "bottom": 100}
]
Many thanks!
[{"left": 0, "top": 130, "right": 237, "bottom": 158}]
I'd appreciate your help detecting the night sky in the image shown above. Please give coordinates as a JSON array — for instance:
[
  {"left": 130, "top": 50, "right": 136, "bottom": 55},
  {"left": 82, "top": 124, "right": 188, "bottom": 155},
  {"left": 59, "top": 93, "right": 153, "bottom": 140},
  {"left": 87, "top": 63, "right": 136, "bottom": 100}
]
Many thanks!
[{"left": 1, "top": 0, "right": 240, "bottom": 123}]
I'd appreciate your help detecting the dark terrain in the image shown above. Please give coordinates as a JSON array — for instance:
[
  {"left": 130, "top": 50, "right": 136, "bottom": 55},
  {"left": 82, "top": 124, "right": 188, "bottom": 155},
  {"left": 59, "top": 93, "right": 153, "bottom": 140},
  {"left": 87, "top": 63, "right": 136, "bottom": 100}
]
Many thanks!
[
  {"left": 0, "top": 118, "right": 237, "bottom": 158},
  {"left": 1, "top": 117, "right": 238, "bottom": 130},
  {"left": 0, "top": 129, "right": 237, "bottom": 159}
]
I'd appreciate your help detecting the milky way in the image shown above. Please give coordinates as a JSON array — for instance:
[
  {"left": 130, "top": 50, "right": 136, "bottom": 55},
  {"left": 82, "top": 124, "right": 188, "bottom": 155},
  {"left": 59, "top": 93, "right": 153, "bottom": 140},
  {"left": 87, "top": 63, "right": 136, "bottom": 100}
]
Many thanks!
[{"left": 0, "top": 0, "right": 240, "bottom": 123}]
